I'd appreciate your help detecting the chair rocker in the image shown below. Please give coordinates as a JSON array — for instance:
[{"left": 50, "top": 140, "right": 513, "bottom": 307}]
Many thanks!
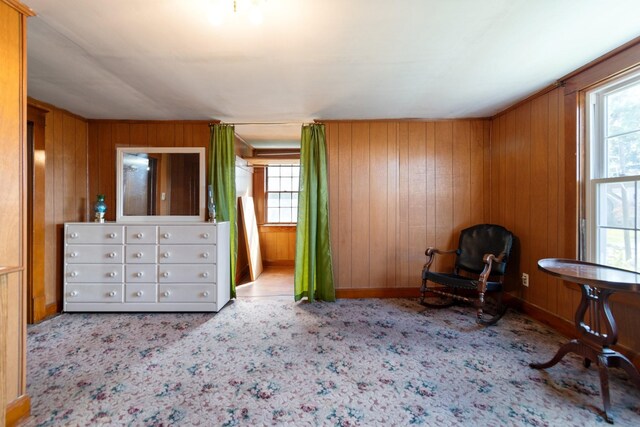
[{"left": 420, "top": 224, "right": 514, "bottom": 326}]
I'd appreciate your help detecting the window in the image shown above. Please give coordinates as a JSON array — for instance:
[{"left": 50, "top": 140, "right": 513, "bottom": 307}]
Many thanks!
[
  {"left": 586, "top": 72, "right": 640, "bottom": 270},
  {"left": 266, "top": 164, "right": 300, "bottom": 223}
]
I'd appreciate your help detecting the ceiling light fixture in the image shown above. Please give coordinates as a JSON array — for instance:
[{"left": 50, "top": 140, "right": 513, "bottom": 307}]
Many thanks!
[{"left": 209, "top": 0, "right": 265, "bottom": 26}]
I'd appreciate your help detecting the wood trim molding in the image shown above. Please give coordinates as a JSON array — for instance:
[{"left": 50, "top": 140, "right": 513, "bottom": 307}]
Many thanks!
[
  {"left": 27, "top": 98, "right": 86, "bottom": 122},
  {"left": 562, "top": 36, "right": 640, "bottom": 94},
  {"left": 336, "top": 287, "right": 421, "bottom": 299},
  {"left": 1, "top": 0, "right": 34, "bottom": 16},
  {"left": 45, "top": 302, "right": 59, "bottom": 318},
  {"left": 27, "top": 105, "right": 47, "bottom": 323},
  {"left": 263, "top": 260, "right": 295, "bottom": 267},
  {"left": 6, "top": 394, "right": 30, "bottom": 427}
]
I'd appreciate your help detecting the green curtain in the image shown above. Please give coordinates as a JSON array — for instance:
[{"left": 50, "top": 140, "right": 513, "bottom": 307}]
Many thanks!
[
  {"left": 209, "top": 124, "right": 237, "bottom": 298},
  {"left": 294, "top": 124, "right": 336, "bottom": 302}
]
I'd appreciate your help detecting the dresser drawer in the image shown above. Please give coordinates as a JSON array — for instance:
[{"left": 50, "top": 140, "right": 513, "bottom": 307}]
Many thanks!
[
  {"left": 158, "top": 264, "right": 216, "bottom": 282},
  {"left": 125, "top": 284, "right": 157, "bottom": 302},
  {"left": 158, "top": 225, "right": 216, "bottom": 244},
  {"left": 66, "top": 284, "right": 123, "bottom": 303},
  {"left": 125, "top": 265, "right": 157, "bottom": 283},
  {"left": 66, "top": 245, "right": 122, "bottom": 264},
  {"left": 158, "top": 245, "right": 216, "bottom": 264},
  {"left": 158, "top": 284, "right": 215, "bottom": 303},
  {"left": 126, "top": 226, "right": 157, "bottom": 244},
  {"left": 125, "top": 245, "right": 158, "bottom": 264},
  {"left": 66, "top": 264, "right": 123, "bottom": 283},
  {"left": 66, "top": 224, "right": 124, "bottom": 244}
]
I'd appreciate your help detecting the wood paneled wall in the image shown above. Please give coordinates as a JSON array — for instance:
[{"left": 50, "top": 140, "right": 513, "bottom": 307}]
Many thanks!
[
  {"left": 28, "top": 99, "right": 89, "bottom": 314},
  {"left": 325, "top": 120, "right": 491, "bottom": 292},
  {"left": 258, "top": 226, "right": 296, "bottom": 265},
  {"left": 489, "top": 39, "right": 640, "bottom": 359},
  {"left": 1, "top": 0, "right": 33, "bottom": 421},
  {"left": 88, "top": 121, "right": 211, "bottom": 222},
  {"left": 251, "top": 167, "right": 296, "bottom": 266},
  {"left": 489, "top": 88, "right": 580, "bottom": 318}
]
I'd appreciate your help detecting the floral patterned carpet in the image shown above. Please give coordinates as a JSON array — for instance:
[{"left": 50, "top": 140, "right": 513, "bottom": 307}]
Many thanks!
[{"left": 25, "top": 298, "right": 640, "bottom": 426}]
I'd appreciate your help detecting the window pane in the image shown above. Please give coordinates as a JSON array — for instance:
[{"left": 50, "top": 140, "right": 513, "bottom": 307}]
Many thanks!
[
  {"left": 268, "top": 166, "right": 281, "bottom": 177},
  {"left": 597, "top": 182, "right": 636, "bottom": 228},
  {"left": 281, "top": 177, "right": 292, "bottom": 191},
  {"left": 606, "top": 132, "right": 640, "bottom": 177},
  {"left": 280, "top": 193, "right": 292, "bottom": 207},
  {"left": 607, "top": 83, "right": 640, "bottom": 136},
  {"left": 267, "top": 207, "right": 279, "bottom": 223},
  {"left": 280, "top": 208, "right": 292, "bottom": 223},
  {"left": 265, "top": 165, "right": 300, "bottom": 223},
  {"left": 599, "top": 227, "right": 636, "bottom": 271},
  {"left": 268, "top": 177, "right": 280, "bottom": 191}
]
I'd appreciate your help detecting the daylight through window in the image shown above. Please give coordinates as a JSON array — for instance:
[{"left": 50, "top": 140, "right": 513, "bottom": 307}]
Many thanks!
[
  {"left": 586, "top": 72, "right": 640, "bottom": 270},
  {"left": 266, "top": 164, "right": 300, "bottom": 223}
]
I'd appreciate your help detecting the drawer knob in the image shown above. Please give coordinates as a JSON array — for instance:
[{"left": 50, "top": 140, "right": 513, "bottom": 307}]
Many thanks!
[
  {"left": 108, "top": 252, "right": 117, "bottom": 258},
  {"left": 108, "top": 291, "right": 116, "bottom": 297},
  {"left": 163, "top": 233, "right": 170, "bottom": 239},
  {"left": 202, "top": 252, "right": 209, "bottom": 258},
  {"left": 70, "top": 232, "right": 78, "bottom": 239},
  {"left": 203, "top": 291, "right": 209, "bottom": 297},
  {"left": 203, "top": 233, "right": 210, "bottom": 239},
  {"left": 162, "top": 272, "right": 169, "bottom": 278},
  {"left": 162, "top": 291, "right": 170, "bottom": 297},
  {"left": 136, "top": 272, "right": 143, "bottom": 277},
  {"left": 70, "top": 252, "right": 78, "bottom": 258},
  {"left": 163, "top": 252, "right": 170, "bottom": 258},
  {"left": 202, "top": 272, "right": 209, "bottom": 278},
  {"left": 69, "top": 290, "right": 78, "bottom": 297},
  {"left": 136, "top": 232, "right": 143, "bottom": 239},
  {"left": 135, "top": 291, "right": 143, "bottom": 297},
  {"left": 108, "top": 272, "right": 116, "bottom": 278},
  {"left": 136, "top": 252, "right": 143, "bottom": 258},
  {"left": 70, "top": 271, "right": 78, "bottom": 277},
  {"left": 109, "top": 233, "right": 117, "bottom": 239}
]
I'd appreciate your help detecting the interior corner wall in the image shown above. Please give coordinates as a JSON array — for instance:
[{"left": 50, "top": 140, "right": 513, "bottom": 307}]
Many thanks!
[
  {"left": 489, "top": 85, "right": 640, "bottom": 360},
  {"left": 34, "top": 103, "right": 90, "bottom": 314},
  {"left": 325, "top": 120, "right": 492, "bottom": 293}
]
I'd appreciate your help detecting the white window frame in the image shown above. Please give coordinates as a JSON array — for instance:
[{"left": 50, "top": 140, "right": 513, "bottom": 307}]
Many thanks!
[
  {"left": 585, "top": 71, "right": 640, "bottom": 270},
  {"left": 265, "top": 164, "right": 300, "bottom": 224}
]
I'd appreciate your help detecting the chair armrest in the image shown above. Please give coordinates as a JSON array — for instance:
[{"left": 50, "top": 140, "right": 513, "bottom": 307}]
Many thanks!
[
  {"left": 477, "top": 252, "right": 507, "bottom": 292},
  {"left": 423, "top": 247, "right": 458, "bottom": 272},
  {"left": 425, "top": 248, "right": 458, "bottom": 257}
]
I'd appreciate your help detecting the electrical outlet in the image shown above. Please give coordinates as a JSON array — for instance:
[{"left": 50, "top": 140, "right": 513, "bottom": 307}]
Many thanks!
[{"left": 521, "top": 272, "right": 529, "bottom": 287}]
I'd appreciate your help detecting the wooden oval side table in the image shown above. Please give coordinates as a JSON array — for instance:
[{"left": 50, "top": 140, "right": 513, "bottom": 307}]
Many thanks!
[{"left": 531, "top": 258, "right": 640, "bottom": 423}]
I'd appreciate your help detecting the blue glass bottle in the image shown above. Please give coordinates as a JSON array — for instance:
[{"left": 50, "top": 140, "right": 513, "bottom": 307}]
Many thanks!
[{"left": 94, "top": 194, "right": 107, "bottom": 222}]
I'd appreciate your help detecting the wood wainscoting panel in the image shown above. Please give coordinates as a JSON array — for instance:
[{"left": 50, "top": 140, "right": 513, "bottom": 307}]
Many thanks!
[
  {"left": 325, "top": 119, "right": 491, "bottom": 291},
  {"left": 258, "top": 225, "right": 296, "bottom": 266},
  {"left": 29, "top": 99, "right": 89, "bottom": 314},
  {"left": 1, "top": 0, "right": 32, "bottom": 418}
]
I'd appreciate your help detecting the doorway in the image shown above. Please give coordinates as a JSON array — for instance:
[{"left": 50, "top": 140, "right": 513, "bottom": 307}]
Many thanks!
[{"left": 26, "top": 104, "right": 48, "bottom": 323}]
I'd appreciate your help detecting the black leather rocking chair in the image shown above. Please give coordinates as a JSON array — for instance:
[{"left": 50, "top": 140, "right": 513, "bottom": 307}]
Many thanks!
[{"left": 420, "top": 224, "right": 514, "bottom": 326}]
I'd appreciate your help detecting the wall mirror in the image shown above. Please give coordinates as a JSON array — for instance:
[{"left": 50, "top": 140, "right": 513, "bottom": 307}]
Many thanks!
[{"left": 116, "top": 147, "right": 206, "bottom": 222}]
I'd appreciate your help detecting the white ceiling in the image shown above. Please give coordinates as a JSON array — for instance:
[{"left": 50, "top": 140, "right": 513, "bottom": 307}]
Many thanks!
[{"left": 25, "top": 0, "right": 640, "bottom": 148}]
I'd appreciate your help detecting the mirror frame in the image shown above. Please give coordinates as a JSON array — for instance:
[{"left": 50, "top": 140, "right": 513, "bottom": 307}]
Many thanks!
[{"left": 116, "top": 147, "right": 206, "bottom": 222}]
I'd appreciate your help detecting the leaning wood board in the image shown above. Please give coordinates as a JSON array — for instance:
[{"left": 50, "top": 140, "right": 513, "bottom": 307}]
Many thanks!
[{"left": 239, "top": 196, "right": 263, "bottom": 281}]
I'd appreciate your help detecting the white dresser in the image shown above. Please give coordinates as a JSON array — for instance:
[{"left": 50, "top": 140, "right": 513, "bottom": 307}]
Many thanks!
[{"left": 63, "top": 222, "right": 230, "bottom": 312}]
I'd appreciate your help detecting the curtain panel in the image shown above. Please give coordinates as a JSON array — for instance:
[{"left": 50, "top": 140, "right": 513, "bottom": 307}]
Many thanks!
[
  {"left": 209, "top": 124, "right": 238, "bottom": 298},
  {"left": 294, "top": 124, "right": 336, "bottom": 302}
]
